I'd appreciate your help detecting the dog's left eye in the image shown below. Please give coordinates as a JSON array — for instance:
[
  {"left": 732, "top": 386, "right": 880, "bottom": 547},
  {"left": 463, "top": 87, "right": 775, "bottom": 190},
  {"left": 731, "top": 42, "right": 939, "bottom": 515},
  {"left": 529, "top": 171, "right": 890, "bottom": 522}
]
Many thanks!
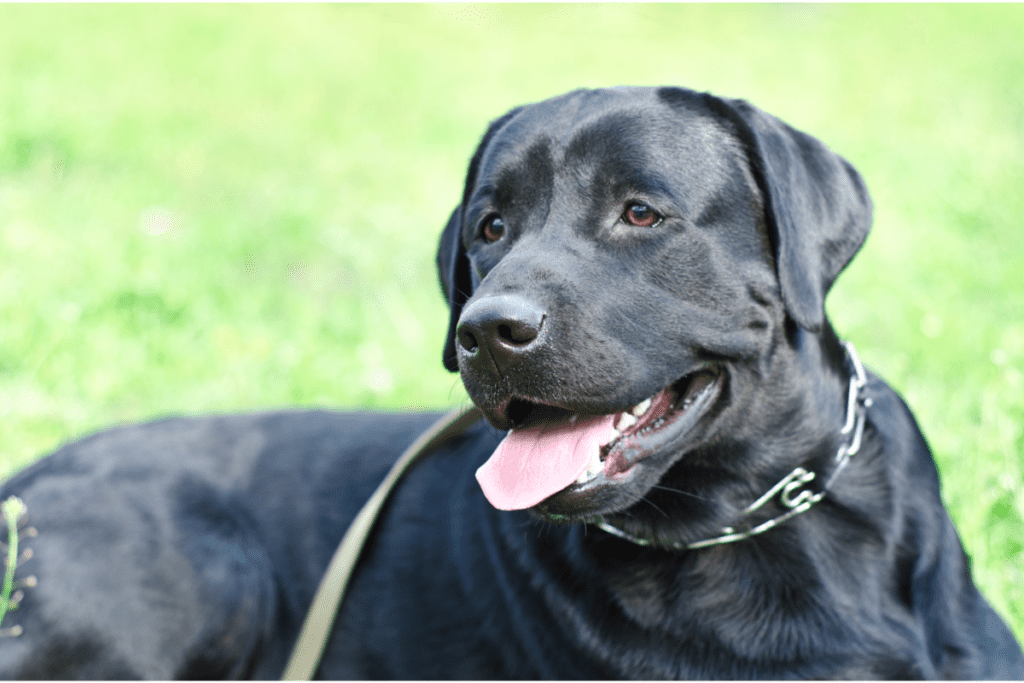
[
  {"left": 623, "top": 202, "right": 662, "bottom": 228},
  {"left": 480, "top": 215, "right": 505, "bottom": 243}
]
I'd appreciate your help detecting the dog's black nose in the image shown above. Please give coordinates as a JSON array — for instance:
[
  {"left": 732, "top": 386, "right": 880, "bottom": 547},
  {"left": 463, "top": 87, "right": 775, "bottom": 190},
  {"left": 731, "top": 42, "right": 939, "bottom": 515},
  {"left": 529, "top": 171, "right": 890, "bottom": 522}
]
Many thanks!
[{"left": 456, "top": 295, "right": 546, "bottom": 362}]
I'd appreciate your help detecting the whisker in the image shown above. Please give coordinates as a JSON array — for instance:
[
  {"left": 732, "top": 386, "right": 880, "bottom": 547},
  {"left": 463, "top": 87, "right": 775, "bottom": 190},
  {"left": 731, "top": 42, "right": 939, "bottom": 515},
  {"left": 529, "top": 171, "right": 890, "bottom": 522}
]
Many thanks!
[
  {"left": 651, "top": 484, "right": 708, "bottom": 501},
  {"left": 640, "top": 497, "right": 670, "bottom": 519}
]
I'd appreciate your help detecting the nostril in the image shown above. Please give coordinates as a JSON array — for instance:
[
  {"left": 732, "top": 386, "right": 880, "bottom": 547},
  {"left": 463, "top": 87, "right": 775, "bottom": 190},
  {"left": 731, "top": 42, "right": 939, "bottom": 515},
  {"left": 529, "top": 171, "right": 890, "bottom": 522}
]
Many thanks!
[
  {"left": 496, "top": 321, "right": 540, "bottom": 346},
  {"left": 457, "top": 328, "right": 479, "bottom": 353}
]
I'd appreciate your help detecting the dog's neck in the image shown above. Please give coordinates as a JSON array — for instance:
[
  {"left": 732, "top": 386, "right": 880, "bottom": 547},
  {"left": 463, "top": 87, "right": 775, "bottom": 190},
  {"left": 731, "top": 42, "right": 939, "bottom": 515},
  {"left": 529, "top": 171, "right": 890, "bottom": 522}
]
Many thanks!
[
  {"left": 472, "top": 326, "right": 910, "bottom": 674},
  {"left": 567, "top": 324, "right": 898, "bottom": 666}
]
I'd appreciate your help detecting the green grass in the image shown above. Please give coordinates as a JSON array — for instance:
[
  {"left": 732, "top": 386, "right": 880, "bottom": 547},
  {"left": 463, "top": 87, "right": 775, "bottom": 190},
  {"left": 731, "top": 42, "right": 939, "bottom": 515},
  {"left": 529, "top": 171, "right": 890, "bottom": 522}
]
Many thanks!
[{"left": 1, "top": 4, "right": 1022, "bottom": 641}]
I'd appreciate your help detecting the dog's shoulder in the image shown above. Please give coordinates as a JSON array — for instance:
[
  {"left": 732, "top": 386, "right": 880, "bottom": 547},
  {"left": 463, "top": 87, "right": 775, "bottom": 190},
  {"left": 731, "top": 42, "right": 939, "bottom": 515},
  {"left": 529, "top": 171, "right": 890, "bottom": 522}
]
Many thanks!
[{"left": 860, "top": 374, "right": 1024, "bottom": 678}]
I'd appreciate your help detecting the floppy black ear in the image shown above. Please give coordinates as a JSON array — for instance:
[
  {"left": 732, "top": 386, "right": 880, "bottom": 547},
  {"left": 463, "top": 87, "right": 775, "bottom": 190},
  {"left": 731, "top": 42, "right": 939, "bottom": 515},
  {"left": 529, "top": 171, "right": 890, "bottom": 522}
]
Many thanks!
[
  {"left": 710, "top": 97, "right": 873, "bottom": 332},
  {"left": 437, "top": 106, "right": 526, "bottom": 372},
  {"left": 437, "top": 206, "right": 471, "bottom": 372}
]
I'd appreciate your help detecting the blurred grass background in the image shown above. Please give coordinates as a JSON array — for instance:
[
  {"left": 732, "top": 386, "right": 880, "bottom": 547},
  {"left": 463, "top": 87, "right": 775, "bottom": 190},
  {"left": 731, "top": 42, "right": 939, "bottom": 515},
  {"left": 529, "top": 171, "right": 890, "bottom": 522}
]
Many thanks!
[{"left": 1, "top": 4, "right": 1021, "bottom": 639}]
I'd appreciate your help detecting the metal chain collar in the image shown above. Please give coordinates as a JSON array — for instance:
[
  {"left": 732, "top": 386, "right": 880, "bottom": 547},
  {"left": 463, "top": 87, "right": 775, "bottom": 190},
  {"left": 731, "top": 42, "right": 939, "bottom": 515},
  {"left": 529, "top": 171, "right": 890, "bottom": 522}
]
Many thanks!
[{"left": 595, "top": 340, "right": 872, "bottom": 551}]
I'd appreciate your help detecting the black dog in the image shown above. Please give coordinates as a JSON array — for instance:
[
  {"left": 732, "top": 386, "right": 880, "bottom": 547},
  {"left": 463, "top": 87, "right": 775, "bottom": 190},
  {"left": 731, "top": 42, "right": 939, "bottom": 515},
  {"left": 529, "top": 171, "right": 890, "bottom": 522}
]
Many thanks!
[{"left": 1, "top": 86, "right": 1022, "bottom": 679}]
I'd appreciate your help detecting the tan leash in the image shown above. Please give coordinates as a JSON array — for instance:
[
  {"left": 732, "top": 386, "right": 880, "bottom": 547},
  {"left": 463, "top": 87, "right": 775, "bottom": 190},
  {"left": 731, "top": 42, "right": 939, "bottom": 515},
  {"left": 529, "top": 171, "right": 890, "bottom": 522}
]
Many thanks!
[{"left": 281, "top": 405, "right": 484, "bottom": 681}]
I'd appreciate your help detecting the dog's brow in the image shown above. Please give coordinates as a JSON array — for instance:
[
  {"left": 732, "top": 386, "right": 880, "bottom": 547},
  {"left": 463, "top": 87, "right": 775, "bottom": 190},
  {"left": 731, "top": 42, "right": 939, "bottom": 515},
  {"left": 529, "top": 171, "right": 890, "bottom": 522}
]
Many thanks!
[
  {"left": 465, "top": 185, "right": 498, "bottom": 218},
  {"left": 612, "top": 173, "right": 677, "bottom": 200},
  {"left": 468, "top": 183, "right": 496, "bottom": 202},
  {"left": 465, "top": 187, "right": 497, "bottom": 216}
]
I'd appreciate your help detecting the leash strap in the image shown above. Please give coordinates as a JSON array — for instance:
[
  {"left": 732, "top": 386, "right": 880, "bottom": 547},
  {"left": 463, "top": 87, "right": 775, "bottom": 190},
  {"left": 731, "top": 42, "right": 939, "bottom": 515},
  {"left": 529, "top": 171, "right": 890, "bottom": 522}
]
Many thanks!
[{"left": 281, "top": 405, "right": 483, "bottom": 681}]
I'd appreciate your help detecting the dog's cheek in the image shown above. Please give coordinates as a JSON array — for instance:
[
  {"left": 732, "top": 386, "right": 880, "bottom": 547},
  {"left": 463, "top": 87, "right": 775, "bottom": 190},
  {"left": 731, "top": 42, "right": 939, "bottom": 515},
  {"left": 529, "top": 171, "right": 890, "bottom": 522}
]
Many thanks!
[{"left": 466, "top": 250, "right": 502, "bottom": 291}]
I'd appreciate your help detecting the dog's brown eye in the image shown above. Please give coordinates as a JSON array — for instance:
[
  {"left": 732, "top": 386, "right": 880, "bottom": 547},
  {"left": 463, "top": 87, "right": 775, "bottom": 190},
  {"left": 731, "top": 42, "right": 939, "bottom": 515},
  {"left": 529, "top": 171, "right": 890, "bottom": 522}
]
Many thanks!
[
  {"left": 623, "top": 203, "right": 661, "bottom": 228},
  {"left": 481, "top": 216, "right": 505, "bottom": 243}
]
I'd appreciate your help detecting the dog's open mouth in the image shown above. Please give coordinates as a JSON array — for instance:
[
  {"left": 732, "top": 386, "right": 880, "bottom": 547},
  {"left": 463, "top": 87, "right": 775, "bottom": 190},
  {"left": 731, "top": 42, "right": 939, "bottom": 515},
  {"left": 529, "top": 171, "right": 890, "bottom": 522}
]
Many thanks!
[{"left": 475, "top": 369, "right": 723, "bottom": 511}]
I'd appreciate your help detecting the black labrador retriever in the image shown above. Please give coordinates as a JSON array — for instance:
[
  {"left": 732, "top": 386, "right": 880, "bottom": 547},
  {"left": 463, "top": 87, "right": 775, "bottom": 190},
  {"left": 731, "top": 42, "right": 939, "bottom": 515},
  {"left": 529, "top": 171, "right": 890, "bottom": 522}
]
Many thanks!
[{"left": 1, "top": 86, "right": 1022, "bottom": 679}]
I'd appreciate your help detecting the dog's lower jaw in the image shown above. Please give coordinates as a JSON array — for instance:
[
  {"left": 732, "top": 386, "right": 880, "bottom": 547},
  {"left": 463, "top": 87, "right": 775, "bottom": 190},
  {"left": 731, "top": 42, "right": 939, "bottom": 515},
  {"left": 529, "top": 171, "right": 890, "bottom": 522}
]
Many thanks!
[
  {"left": 534, "top": 333, "right": 856, "bottom": 538},
  {"left": 529, "top": 370, "right": 725, "bottom": 522}
]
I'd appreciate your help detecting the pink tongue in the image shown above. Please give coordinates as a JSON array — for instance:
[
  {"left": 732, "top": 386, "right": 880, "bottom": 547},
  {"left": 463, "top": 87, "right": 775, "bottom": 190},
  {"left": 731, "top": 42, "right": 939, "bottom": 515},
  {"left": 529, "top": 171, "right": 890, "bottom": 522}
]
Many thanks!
[{"left": 475, "top": 413, "right": 619, "bottom": 510}]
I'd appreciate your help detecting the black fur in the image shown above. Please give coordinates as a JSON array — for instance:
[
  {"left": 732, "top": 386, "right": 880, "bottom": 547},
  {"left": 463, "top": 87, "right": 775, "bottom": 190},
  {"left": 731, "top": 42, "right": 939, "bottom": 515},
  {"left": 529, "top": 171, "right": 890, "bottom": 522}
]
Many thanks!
[{"left": 1, "top": 86, "right": 1021, "bottom": 679}]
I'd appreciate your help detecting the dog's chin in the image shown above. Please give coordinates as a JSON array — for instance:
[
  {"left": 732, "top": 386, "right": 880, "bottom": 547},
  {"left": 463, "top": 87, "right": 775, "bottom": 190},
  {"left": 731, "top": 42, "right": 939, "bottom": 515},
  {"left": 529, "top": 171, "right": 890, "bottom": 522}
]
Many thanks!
[{"left": 524, "top": 368, "right": 725, "bottom": 523}]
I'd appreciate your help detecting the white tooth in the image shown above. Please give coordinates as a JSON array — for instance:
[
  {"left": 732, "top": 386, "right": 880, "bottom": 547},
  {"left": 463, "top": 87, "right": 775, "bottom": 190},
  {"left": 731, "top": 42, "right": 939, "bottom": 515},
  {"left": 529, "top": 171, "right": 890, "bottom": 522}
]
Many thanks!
[
  {"left": 577, "top": 451, "right": 604, "bottom": 484},
  {"left": 617, "top": 412, "right": 638, "bottom": 430},
  {"left": 632, "top": 398, "right": 652, "bottom": 417}
]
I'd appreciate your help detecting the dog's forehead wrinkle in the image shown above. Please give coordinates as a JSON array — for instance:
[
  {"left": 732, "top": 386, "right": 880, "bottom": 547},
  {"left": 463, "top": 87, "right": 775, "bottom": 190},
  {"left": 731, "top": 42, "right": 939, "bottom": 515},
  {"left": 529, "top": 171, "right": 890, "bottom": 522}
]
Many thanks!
[
  {"left": 476, "top": 100, "right": 747, "bottom": 246},
  {"left": 493, "top": 138, "right": 555, "bottom": 210},
  {"left": 558, "top": 114, "right": 726, "bottom": 202},
  {"left": 562, "top": 111, "right": 648, "bottom": 164}
]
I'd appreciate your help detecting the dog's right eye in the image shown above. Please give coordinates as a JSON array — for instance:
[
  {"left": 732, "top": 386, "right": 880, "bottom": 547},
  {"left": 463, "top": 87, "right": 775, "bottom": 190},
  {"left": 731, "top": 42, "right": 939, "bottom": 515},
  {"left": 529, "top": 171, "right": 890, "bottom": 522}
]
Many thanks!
[
  {"left": 623, "top": 202, "right": 662, "bottom": 228},
  {"left": 480, "top": 215, "right": 505, "bottom": 243}
]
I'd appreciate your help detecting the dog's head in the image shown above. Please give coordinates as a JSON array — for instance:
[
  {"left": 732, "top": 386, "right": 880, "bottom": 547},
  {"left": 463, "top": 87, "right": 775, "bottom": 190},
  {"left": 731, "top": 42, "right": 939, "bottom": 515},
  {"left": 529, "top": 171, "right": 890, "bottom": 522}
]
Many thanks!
[{"left": 437, "top": 87, "right": 871, "bottom": 534}]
